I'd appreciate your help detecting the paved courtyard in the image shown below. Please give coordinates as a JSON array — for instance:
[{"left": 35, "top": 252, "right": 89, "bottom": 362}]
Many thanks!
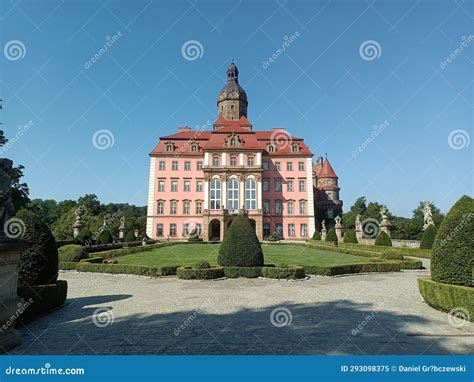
[{"left": 11, "top": 260, "right": 474, "bottom": 355}]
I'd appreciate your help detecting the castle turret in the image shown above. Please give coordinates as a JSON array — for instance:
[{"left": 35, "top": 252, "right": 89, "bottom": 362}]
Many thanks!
[
  {"left": 314, "top": 158, "right": 342, "bottom": 226},
  {"left": 217, "top": 61, "right": 248, "bottom": 120}
]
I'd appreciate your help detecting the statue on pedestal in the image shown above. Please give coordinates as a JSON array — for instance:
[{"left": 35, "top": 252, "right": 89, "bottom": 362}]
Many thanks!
[
  {"left": 355, "top": 214, "right": 363, "bottom": 240},
  {"left": 118, "top": 216, "right": 126, "bottom": 239},
  {"left": 72, "top": 207, "right": 85, "bottom": 238},
  {"left": 379, "top": 206, "right": 391, "bottom": 237},
  {"left": 334, "top": 215, "right": 342, "bottom": 239},
  {"left": 423, "top": 203, "right": 435, "bottom": 230},
  {"left": 321, "top": 220, "right": 327, "bottom": 240}
]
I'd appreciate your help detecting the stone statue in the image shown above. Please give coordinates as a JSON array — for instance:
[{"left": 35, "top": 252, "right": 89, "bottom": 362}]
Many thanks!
[
  {"left": 379, "top": 206, "right": 391, "bottom": 237},
  {"left": 355, "top": 214, "right": 362, "bottom": 231},
  {"left": 119, "top": 216, "right": 125, "bottom": 230},
  {"left": 74, "top": 207, "right": 84, "bottom": 225},
  {"left": 423, "top": 203, "right": 435, "bottom": 230},
  {"left": 380, "top": 207, "right": 389, "bottom": 223},
  {"left": 321, "top": 220, "right": 326, "bottom": 231},
  {"left": 334, "top": 215, "right": 342, "bottom": 227},
  {"left": 102, "top": 216, "right": 108, "bottom": 228},
  {"left": 0, "top": 158, "right": 15, "bottom": 235}
]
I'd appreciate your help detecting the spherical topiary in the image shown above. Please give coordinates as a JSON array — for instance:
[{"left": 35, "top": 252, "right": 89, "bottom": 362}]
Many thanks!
[
  {"left": 312, "top": 230, "right": 321, "bottom": 240},
  {"left": 195, "top": 260, "right": 211, "bottom": 269},
  {"left": 97, "top": 229, "right": 113, "bottom": 245},
  {"left": 431, "top": 195, "right": 474, "bottom": 287},
  {"left": 218, "top": 215, "right": 264, "bottom": 267},
  {"left": 125, "top": 231, "right": 136, "bottom": 243},
  {"left": 325, "top": 228, "right": 338, "bottom": 244},
  {"left": 76, "top": 228, "right": 92, "bottom": 245},
  {"left": 14, "top": 209, "right": 59, "bottom": 287},
  {"left": 58, "top": 244, "right": 89, "bottom": 262},
  {"left": 343, "top": 229, "right": 358, "bottom": 244},
  {"left": 420, "top": 224, "right": 437, "bottom": 249},
  {"left": 375, "top": 231, "right": 392, "bottom": 246}
]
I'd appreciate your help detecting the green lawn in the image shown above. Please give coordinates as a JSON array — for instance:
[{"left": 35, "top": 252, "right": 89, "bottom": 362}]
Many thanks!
[{"left": 117, "top": 243, "right": 370, "bottom": 267}]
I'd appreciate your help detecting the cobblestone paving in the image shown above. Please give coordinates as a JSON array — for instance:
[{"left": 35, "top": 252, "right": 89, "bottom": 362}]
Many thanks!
[{"left": 11, "top": 264, "right": 474, "bottom": 355}]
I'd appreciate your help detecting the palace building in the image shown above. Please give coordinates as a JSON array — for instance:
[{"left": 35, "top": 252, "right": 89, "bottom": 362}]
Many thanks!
[{"left": 146, "top": 62, "right": 342, "bottom": 241}]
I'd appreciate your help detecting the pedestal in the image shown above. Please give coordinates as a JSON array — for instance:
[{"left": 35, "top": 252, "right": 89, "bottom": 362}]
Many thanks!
[
  {"left": 0, "top": 239, "right": 26, "bottom": 353},
  {"left": 335, "top": 226, "right": 342, "bottom": 240},
  {"left": 380, "top": 223, "right": 391, "bottom": 237},
  {"left": 118, "top": 228, "right": 125, "bottom": 240},
  {"left": 72, "top": 223, "right": 84, "bottom": 239},
  {"left": 355, "top": 229, "right": 363, "bottom": 241},
  {"left": 321, "top": 228, "right": 327, "bottom": 241}
]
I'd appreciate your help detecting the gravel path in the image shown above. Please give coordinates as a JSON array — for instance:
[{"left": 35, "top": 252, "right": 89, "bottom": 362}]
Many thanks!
[{"left": 11, "top": 264, "right": 474, "bottom": 355}]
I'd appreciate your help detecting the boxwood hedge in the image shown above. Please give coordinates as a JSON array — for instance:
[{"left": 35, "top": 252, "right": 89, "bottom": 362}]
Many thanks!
[
  {"left": 60, "top": 262, "right": 179, "bottom": 277},
  {"left": 262, "top": 266, "right": 305, "bottom": 279},
  {"left": 177, "top": 266, "right": 224, "bottom": 280},
  {"left": 304, "top": 262, "right": 400, "bottom": 276},
  {"left": 223, "top": 267, "right": 263, "bottom": 278}
]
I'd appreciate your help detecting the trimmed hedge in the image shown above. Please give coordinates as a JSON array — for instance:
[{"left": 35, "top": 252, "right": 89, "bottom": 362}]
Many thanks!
[
  {"left": 177, "top": 266, "right": 224, "bottom": 280},
  {"left": 304, "top": 262, "right": 400, "bottom": 276},
  {"left": 312, "top": 230, "right": 321, "bottom": 240},
  {"left": 375, "top": 231, "right": 392, "bottom": 246},
  {"left": 381, "top": 250, "right": 404, "bottom": 260},
  {"left": 97, "top": 230, "right": 114, "bottom": 245},
  {"left": 399, "top": 259, "right": 423, "bottom": 269},
  {"left": 343, "top": 229, "right": 358, "bottom": 244},
  {"left": 418, "top": 278, "right": 473, "bottom": 322},
  {"left": 125, "top": 231, "right": 136, "bottom": 243},
  {"left": 262, "top": 266, "right": 305, "bottom": 279},
  {"left": 223, "top": 267, "right": 263, "bottom": 278},
  {"left": 17, "top": 280, "right": 68, "bottom": 323},
  {"left": 432, "top": 195, "right": 473, "bottom": 287},
  {"left": 325, "top": 228, "right": 338, "bottom": 244},
  {"left": 59, "top": 262, "right": 78, "bottom": 270},
  {"left": 61, "top": 262, "right": 178, "bottom": 277},
  {"left": 218, "top": 215, "right": 264, "bottom": 267},
  {"left": 91, "top": 242, "right": 179, "bottom": 259},
  {"left": 79, "top": 257, "right": 103, "bottom": 263},
  {"left": 76, "top": 228, "right": 92, "bottom": 245},
  {"left": 58, "top": 244, "right": 89, "bottom": 262},
  {"left": 420, "top": 224, "right": 437, "bottom": 249},
  {"left": 195, "top": 260, "right": 211, "bottom": 269}
]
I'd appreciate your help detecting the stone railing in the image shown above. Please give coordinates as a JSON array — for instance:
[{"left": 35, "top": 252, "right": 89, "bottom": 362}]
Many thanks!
[{"left": 391, "top": 239, "right": 421, "bottom": 248}]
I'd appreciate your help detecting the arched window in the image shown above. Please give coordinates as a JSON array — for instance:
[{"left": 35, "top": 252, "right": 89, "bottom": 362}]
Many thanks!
[
  {"left": 228, "top": 178, "right": 239, "bottom": 210},
  {"left": 245, "top": 179, "right": 256, "bottom": 210},
  {"left": 210, "top": 178, "right": 221, "bottom": 210}
]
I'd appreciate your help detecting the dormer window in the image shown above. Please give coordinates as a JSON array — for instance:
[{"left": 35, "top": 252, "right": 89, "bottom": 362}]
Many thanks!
[
  {"left": 191, "top": 143, "right": 199, "bottom": 152},
  {"left": 268, "top": 144, "right": 276, "bottom": 153},
  {"left": 291, "top": 143, "right": 300, "bottom": 153},
  {"left": 165, "top": 143, "right": 174, "bottom": 152}
]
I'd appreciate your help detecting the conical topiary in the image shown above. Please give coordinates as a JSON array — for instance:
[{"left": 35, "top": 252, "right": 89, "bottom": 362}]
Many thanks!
[
  {"left": 218, "top": 215, "right": 264, "bottom": 267},
  {"left": 76, "top": 228, "right": 93, "bottom": 245},
  {"left": 312, "top": 230, "right": 321, "bottom": 240},
  {"left": 325, "top": 228, "right": 338, "bottom": 244},
  {"left": 343, "top": 229, "right": 358, "bottom": 244},
  {"left": 375, "top": 231, "right": 392, "bottom": 246},
  {"left": 431, "top": 195, "right": 474, "bottom": 287},
  {"left": 97, "top": 229, "right": 113, "bottom": 245},
  {"left": 125, "top": 231, "right": 136, "bottom": 243},
  {"left": 420, "top": 224, "right": 437, "bottom": 249}
]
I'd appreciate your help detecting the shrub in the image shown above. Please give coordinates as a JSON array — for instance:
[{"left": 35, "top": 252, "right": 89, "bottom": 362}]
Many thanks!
[
  {"left": 304, "top": 262, "right": 400, "bottom": 276},
  {"left": 312, "top": 230, "right": 321, "bottom": 240},
  {"left": 58, "top": 244, "right": 89, "bottom": 262},
  {"left": 375, "top": 231, "right": 392, "bottom": 246},
  {"left": 177, "top": 266, "right": 224, "bottom": 280},
  {"left": 69, "top": 263, "right": 179, "bottom": 277},
  {"left": 80, "top": 257, "right": 103, "bottom": 263},
  {"left": 15, "top": 209, "right": 59, "bottom": 287},
  {"left": 195, "top": 260, "right": 211, "bottom": 269},
  {"left": 125, "top": 231, "right": 136, "bottom": 243},
  {"left": 420, "top": 224, "right": 437, "bottom": 249},
  {"left": 223, "top": 267, "right": 263, "bottom": 278},
  {"left": 262, "top": 266, "right": 305, "bottom": 279},
  {"left": 76, "top": 228, "right": 93, "bottom": 245},
  {"left": 218, "top": 214, "right": 264, "bottom": 267},
  {"left": 399, "top": 259, "right": 423, "bottom": 269},
  {"left": 418, "top": 278, "right": 473, "bottom": 321},
  {"left": 381, "top": 250, "right": 404, "bottom": 260},
  {"left": 431, "top": 195, "right": 474, "bottom": 287},
  {"left": 343, "top": 229, "right": 358, "bottom": 244},
  {"left": 97, "top": 229, "right": 114, "bottom": 245},
  {"left": 325, "top": 228, "right": 338, "bottom": 244}
]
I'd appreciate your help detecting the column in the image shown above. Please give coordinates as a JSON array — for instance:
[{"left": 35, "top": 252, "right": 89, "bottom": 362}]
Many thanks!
[
  {"left": 239, "top": 177, "right": 245, "bottom": 209},
  {"left": 257, "top": 177, "right": 262, "bottom": 210},
  {"left": 204, "top": 152, "right": 210, "bottom": 166},
  {"left": 146, "top": 157, "right": 156, "bottom": 238},
  {"left": 222, "top": 152, "right": 227, "bottom": 166},
  {"left": 204, "top": 178, "right": 209, "bottom": 209},
  {"left": 306, "top": 157, "right": 316, "bottom": 237},
  {"left": 221, "top": 177, "right": 227, "bottom": 209},
  {"left": 256, "top": 152, "right": 262, "bottom": 166},
  {"left": 239, "top": 153, "right": 244, "bottom": 166}
]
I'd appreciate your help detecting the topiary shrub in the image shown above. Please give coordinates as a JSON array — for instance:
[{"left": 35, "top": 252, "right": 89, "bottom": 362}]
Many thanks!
[
  {"left": 325, "top": 228, "right": 338, "bottom": 244},
  {"left": 431, "top": 195, "right": 474, "bottom": 287},
  {"left": 420, "top": 224, "right": 437, "bottom": 249},
  {"left": 375, "top": 231, "right": 392, "bottom": 246},
  {"left": 195, "top": 260, "right": 211, "bottom": 269},
  {"left": 14, "top": 209, "right": 58, "bottom": 287},
  {"left": 76, "top": 228, "right": 92, "bottom": 245},
  {"left": 125, "top": 231, "right": 136, "bottom": 243},
  {"left": 58, "top": 244, "right": 89, "bottom": 262},
  {"left": 312, "top": 230, "right": 321, "bottom": 240},
  {"left": 218, "top": 215, "right": 264, "bottom": 267},
  {"left": 381, "top": 249, "right": 404, "bottom": 260},
  {"left": 97, "top": 229, "right": 113, "bottom": 245},
  {"left": 343, "top": 229, "right": 358, "bottom": 244}
]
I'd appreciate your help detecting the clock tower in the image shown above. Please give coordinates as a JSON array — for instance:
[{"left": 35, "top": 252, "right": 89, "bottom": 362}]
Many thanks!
[{"left": 217, "top": 61, "right": 248, "bottom": 120}]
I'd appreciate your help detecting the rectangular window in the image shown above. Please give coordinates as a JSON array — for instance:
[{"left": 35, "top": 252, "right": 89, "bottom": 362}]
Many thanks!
[
  {"left": 287, "top": 180, "right": 293, "bottom": 192},
  {"left": 287, "top": 162, "right": 293, "bottom": 171},
  {"left": 288, "top": 224, "right": 295, "bottom": 237},
  {"left": 262, "top": 161, "right": 269, "bottom": 171},
  {"left": 274, "top": 162, "right": 281, "bottom": 170},
  {"left": 182, "top": 223, "right": 189, "bottom": 237},
  {"left": 299, "top": 180, "right": 305, "bottom": 192},
  {"left": 197, "top": 161, "right": 203, "bottom": 170},
  {"left": 172, "top": 161, "right": 178, "bottom": 171},
  {"left": 230, "top": 156, "right": 237, "bottom": 166},
  {"left": 263, "top": 180, "right": 269, "bottom": 192},
  {"left": 159, "top": 161, "right": 165, "bottom": 171},
  {"left": 184, "top": 180, "right": 191, "bottom": 192},
  {"left": 196, "top": 224, "right": 202, "bottom": 236},
  {"left": 171, "top": 180, "right": 178, "bottom": 192},
  {"left": 287, "top": 201, "right": 294, "bottom": 215},
  {"left": 275, "top": 179, "right": 282, "bottom": 192},
  {"left": 247, "top": 156, "right": 254, "bottom": 166},
  {"left": 170, "top": 201, "right": 177, "bottom": 214},
  {"left": 275, "top": 200, "right": 282, "bottom": 214},
  {"left": 275, "top": 223, "right": 283, "bottom": 239},
  {"left": 300, "top": 224, "right": 307, "bottom": 237},
  {"left": 184, "top": 161, "right": 191, "bottom": 171},
  {"left": 263, "top": 200, "right": 270, "bottom": 214},
  {"left": 298, "top": 162, "right": 305, "bottom": 171},
  {"left": 183, "top": 200, "right": 190, "bottom": 214},
  {"left": 196, "top": 201, "right": 202, "bottom": 214},
  {"left": 169, "top": 223, "right": 176, "bottom": 237},
  {"left": 263, "top": 223, "right": 270, "bottom": 239},
  {"left": 196, "top": 180, "right": 203, "bottom": 192},
  {"left": 158, "top": 180, "right": 165, "bottom": 192},
  {"left": 157, "top": 201, "right": 164, "bottom": 215},
  {"left": 299, "top": 201, "right": 306, "bottom": 214},
  {"left": 212, "top": 156, "right": 219, "bottom": 166},
  {"left": 156, "top": 224, "right": 163, "bottom": 236}
]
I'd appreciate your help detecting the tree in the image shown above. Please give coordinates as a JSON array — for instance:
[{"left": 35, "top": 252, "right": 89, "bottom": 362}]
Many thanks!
[
  {"left": 78, "top": 194, "right": 102, "bottom": 215},
  {"left": 342, "top": 196, "right": 367, "bottom": 230}
]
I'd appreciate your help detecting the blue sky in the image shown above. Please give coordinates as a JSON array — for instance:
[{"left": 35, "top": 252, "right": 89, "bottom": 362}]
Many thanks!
[{"left": 1, "top": 0, "right": 472, "bottom": 217}]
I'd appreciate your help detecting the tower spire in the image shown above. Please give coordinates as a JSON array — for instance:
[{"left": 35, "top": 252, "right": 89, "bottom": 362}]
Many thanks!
[{"left": 217, "top": 60, "right": 248, "bottom": 120}]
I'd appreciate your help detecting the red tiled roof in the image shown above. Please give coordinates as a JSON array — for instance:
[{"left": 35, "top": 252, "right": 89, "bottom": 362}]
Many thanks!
[{"left": 318, "top": 159, "right": 338, "bottom": 178}]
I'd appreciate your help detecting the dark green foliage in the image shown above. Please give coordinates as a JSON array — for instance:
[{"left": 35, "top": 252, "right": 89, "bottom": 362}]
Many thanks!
[
  {"left": 188, "top": 228, "right": 203, "bottom": 243},
  {"left": 325, "top": 228, "right": 338, "bottom": 244},
  {"left": 97, "top": 229, "right": 113, "bottom": 245},
  {"left": 375, "top": 231, "right": 392, "bottom": 246},
  {"left": 79, "top": 257, "right": 103, "bottom": 263},
  {"left": 381, "top": 249, "right": 404, "bottom": 260},
  {"left": 262, "top": 266, "right": 305, "bottom": 279},
  {"left": 60, "top": 263, "right": 179, "bottom": 277},
  {"left": 399, "top": 259, "right": 423, "bottom": 269},
  {"left": 304, "top": 262, "right": 400, "bottom": 276},
  {"left": 15, "top": 209, "right": 58, "bottom": 287},
  {"left": 58, "top": 244, "right": 88, "bottom": 262},
  {"left": 195, "top": 260, "right": 211, "bottom": 269},
  {"left": 312, "top": 230, "right": 321, "bottom": 240},
  {"left": 343, "top": 229, "right": 358, "bottom": 244},
  {"left": 177, "top": 266, "right": 224, "bottom": 279},
  {"left": 267, "top": 232, "right": 279, "bottom": 241},
  {"left": 223, "top": 267, "right": 263, "bottom": 278},
  {"left": 218, "top": 215, "right": 264, "bottom": 267},
  {"left": 431, "top": 195, "right": 474, "bottom": 287},
  {"left": 76, "top": 228, "right": 93, "bottom": 245},
  {"left": 125, "top": 231, "right": 136, "bottom": 243},
  {"left": 420, "top": 224, "right": 437, "bottom": 249},
  {"left": 418, "top": 278, "right": 473, "bottom": 321}
]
